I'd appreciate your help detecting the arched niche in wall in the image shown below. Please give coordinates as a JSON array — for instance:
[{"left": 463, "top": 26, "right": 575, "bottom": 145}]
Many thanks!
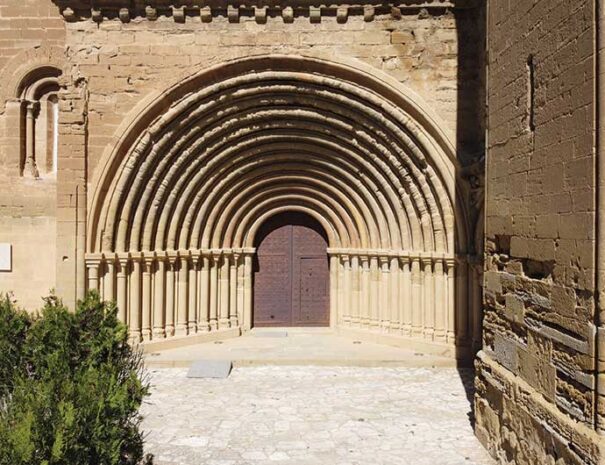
[{"left": 16, "top": 66, "right": 62, "bottom": 178}]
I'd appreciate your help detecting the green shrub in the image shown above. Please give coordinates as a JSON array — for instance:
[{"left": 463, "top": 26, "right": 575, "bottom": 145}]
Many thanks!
[{"left": 0, "top": 292, "right": 152, "bottom": 465}]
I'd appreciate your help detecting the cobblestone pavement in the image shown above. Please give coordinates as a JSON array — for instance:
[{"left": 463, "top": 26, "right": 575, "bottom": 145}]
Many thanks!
[{"left": 141, "top": 367, "right": 494, "bottom": 465}]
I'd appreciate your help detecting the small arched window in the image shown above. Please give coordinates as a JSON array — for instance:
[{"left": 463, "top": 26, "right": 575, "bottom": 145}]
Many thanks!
[{"left": 17, "top": 67, "right": 61, "bottom": 178}]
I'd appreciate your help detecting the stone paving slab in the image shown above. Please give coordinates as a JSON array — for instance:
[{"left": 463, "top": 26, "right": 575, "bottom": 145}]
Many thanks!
[
  {"left": 187, "top": 360, "right": 233, "bottom": 379},
  {"left": 141, "top": 366, "right": 494, "bottom": 465},
  {"left": 144, "top": 329, "right": 455, "bottom": 368}
]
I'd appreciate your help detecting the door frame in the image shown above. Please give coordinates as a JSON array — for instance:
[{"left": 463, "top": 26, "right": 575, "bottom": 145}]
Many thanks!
[{"left": 251, "top": 212, "right": 331, "bottom": 328}]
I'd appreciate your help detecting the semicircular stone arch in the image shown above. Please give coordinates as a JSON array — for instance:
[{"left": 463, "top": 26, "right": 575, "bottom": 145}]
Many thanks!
[{"left": 85, "top": 54, "right": 471, "bottom": 353}]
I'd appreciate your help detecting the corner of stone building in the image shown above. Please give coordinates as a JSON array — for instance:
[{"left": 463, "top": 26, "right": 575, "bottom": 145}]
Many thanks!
[
  {"left": 475, "top": 0, "right": 605, "bottom": 463},
  {"left": 475, "top": 350, "right": 605, "bottom": 465}
]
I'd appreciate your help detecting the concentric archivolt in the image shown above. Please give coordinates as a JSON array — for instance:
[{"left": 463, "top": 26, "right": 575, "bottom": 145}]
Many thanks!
[
  {"left": 86, "top": 55, "right": 471, "bottom": 348},
  {"left": 90, "top": 56, "right": 464, "bottom": 256}
]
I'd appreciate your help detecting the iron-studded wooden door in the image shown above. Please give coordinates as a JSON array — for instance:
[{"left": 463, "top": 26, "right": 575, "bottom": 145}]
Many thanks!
[{"left": 253, "top": 212, "right": 329, "bottom": 327}]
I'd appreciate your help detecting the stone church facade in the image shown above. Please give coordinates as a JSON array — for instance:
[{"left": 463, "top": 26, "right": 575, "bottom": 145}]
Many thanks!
[{"left": 0, "top": 0, "right": 603, "bottom": 464}]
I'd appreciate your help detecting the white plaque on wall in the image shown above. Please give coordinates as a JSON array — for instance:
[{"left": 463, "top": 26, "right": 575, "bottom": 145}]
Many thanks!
[{"left": 0, "top": 244, "right": 12, "bottom": 272}]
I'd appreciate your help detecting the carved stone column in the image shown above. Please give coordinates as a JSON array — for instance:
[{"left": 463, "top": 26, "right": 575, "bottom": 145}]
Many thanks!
[
  {"left": 230, "top": 253, "right": 239, "bottom": 327},
  {"left": 103, "top": 255, "right": 115, "bottom": 302},
  {"left": 369, "top": 256, "right": 379, "bottom": 329},
  {"left": 219, "top": 253, "right": 230, "bottom": 329},
  {"left": 209, "top": 252, "right": 219, "bottom": 330},
  {"left": 141, "top": 256, "right": 153, "bottom": 341},
  {"left": 401, "top": 257, "right": 412, "bottom": 336},
  {"left": 411, "top": 257, "right": 422, "bottom": 336},
  {"left": 389, "top": 256, "right": 400, "bottom": 333},
  {"left": 433, "top": 258, "right": 446, "bottom": 342},
  {"left": 236, "top": 253, "right": 245, "bottom": 329},
  {"left": 342, "top": 254, "right": 351, "bottom": 326},
  {"left": 446, "top": 258, "right": 456, "bottom": 343},
  {"left": 176, "top": 255, "right": 189, "bottom": 336},
  {"left": 329, "top": 254, "right": 339, "bottom": 328},
  {"left": 379, "top": 255, "right": 390, "bottom": 331},
  {"left": 360, "top": 255, "right": 370, "bottom": 327},
  {"left": 153, "top": 256, "right": 166, "bottom": 339},
  {"left": 116, "top": 257, "right": 128, "bottom": 324},
  {"left": 423, "top": 256, "right": 434, "bottom": 340},
  {"left": 129, "top": 257, "right": 142, "bottom": 343},
  {"left": 86, "top": 260, "right": 100, "bottom": 292},
  {"left": 24, "top": 101, "right": 40, "bottom": 178},
  {"left": 351, "top": 254, "right": 361, "bottom": 327},
  {"left": 198, "top": 255, "right": 210, "bottom": 332},
  {"left": 188, "top": 254, "right": 198, "bottom": 334},
  {"left": 243, "top": 253, "right": 253, "bottom": 331},
  {"left": 165, "top": 256, "right": 176, "bottom": 336}
]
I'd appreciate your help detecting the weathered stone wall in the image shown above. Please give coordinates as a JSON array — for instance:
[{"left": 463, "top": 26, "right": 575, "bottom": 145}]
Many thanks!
[
  {"left": 476, "top": 0, "right": 604, "bottom": 463},
  {"left": 0, "top": 0, "right": 65, "bottom": 309},
  {"left": 64, "top": 7, "right": 483, "bottom": 175}
]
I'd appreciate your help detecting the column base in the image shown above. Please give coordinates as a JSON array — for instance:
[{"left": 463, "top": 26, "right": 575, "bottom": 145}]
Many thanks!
[
  {"left": 153, "top": 328, "right": 166, "bottom": 339},
  {"left": 197, "top": 323, "right": 211, "bottom": 332},
  {"left": 175, "top": 325, "right": 188, "bottom": 336}
]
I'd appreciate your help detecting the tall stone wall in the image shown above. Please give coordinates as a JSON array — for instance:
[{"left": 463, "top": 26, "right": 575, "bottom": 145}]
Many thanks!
[
  {"left": 0, "top": 0, "right": 65, "bottom": 309},
  {"left": 476, "top": 0, "right": 605, "bottom": 463}
]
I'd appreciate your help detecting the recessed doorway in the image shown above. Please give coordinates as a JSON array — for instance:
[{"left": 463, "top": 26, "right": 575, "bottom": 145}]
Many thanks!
[{"left": 253, "top": 212, "right": 330, "bottom": 327}]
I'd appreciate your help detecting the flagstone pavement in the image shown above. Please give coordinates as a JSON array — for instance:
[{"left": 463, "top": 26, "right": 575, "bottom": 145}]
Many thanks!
[{"left": 141, "top": 366, "right": 495, "bottom": 465}]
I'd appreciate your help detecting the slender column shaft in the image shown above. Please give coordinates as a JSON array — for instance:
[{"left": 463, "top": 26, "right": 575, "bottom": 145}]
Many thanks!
[
  {"left": 24, "top": 102, "right": 39, "bottom": 177},
  {"left": 219, "top": 255, "right": 230, "bottom": 328},
  {"left": 337, "top": 256, "right": 345, "bottom": 325},
  {"left": 411, "top": 257, "right": 422, "bottom": 336},
  {"left": 103, "top": 258, "right": 115, "bottom": 302},
  {"left": 243, "top": 254, "right": 252, "bottom": 331},
  {"left": 434, "top": 259, "right": 446, "bottom": 341},
  {"left": 351, "top": 255, "right": 360, "bottom": 326},
  {"left": 379, "top": 256, "right": 390, "bottom": 331},
  {"left": 87, "top": 262, "right": 99, "bottom": 292},
  {"left": 198, "top": 256, "right": 210, "bottom": 332},
  {"left": 209, "top": 255, "right": 219, "bottom": 330},
  {"left": 370, "top": 256, "right": 379, "bottom": 328},
  {"left": 401, "top": 258, "right": 412, "bottom": 335},
  {"left": 165, "top": 258, "right": 175, "bottom": 336},
  {"left": 446, "top": 259, "right": 456, "bottom": 342},
  {"left": 343, "top": 255, "right": 351, "bottom": 325},
  {"left": 423, "top": 258, "right": 434, "bottom": 340},
  {"left": 141, "top": 258, "right": 153, "bottom": 341},
  {"left": 237, "top": 255, "right": 245, "bottom": 329},
  {"left": 230, "top": 254, "right": 238, "bottom": 327},
  {"left": 116, "top": 259, "right": 128, "bottom": 324},
  {"left": 390, "top": 256, "right": 399, "bottom": 332},
  {"left": 130, "top": 259, "right": 142, "bottom": 343},
  {"left": 188, "top": 257, "right": 198, "bottom": 333},
  {"left": 153, "top": 258, "right": 166, "bottom": 338},
  {"left": 360, "top": 256, "right": 370, "bottom": 327},
  {"left": 330, "top": 255, "right": 339, "bottom": 328},
  {"left": 176, "top": 256, "right": 188, "bottom": 336}
]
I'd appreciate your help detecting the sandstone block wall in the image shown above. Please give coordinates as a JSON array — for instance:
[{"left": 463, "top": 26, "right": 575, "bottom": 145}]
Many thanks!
[
  {"left": 0, "top": 0, "right": 65, "bottom": 309},
  {"left": 65, "top": 6, "right": 483, "bottom": 175},
  {"left": 476, "top": 0, "right": 604, "bottom": 463}
]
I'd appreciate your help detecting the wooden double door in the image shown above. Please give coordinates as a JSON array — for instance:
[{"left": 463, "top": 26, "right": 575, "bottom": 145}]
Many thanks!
[{"left": 253, "top": 212, "right": 330, "bottom": 327}]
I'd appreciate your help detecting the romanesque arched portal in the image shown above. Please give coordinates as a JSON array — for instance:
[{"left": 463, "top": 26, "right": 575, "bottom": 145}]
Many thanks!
[{"left": 86, "top": 55, "right": 471, "bottom": 354}]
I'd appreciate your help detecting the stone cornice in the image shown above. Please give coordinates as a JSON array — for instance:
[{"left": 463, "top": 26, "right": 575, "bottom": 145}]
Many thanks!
[{"left": 53, "top": 0, "right": 480, "bottom": 23}]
